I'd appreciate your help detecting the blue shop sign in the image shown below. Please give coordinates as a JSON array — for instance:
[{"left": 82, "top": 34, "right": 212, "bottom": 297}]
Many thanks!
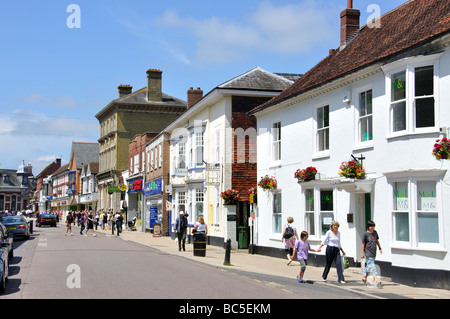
[
  {"left": 144, "top": 178, "right": 163, "bottom": 196},
  {"left": 128, "top": 178, "right": 143, "bottom": 193}
]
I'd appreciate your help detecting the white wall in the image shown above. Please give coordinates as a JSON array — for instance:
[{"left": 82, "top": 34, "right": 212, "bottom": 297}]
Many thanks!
[{"left": 255, "top": 47, "right": 450, "bottom": 271}]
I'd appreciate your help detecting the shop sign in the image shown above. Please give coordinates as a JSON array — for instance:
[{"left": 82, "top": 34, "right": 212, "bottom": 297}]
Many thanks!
[
  {"left": 144, "top": 178, "right": 163, "bottom": 196},
  {"left": 128, "top": 178, "right": 144, "bottom": 193},
  {"left": 108, "top": 186, "right": 122, "bottom": 194}
]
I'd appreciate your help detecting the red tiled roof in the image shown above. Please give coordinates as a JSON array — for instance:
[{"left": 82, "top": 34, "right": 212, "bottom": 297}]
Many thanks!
[{"left": 249, "top": 0, "right": 450, "bottom": 114}]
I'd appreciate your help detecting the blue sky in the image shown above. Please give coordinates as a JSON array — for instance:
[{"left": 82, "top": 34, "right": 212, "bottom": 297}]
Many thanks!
[{"left": 0, "top": 0, "right": 406, "bottom": 174}]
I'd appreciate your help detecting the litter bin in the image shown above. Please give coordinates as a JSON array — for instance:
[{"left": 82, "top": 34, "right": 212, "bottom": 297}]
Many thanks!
[
  {"left": 193, "top": 232, "right": 207, "bottom": 257},
  {"left": 237, "top": 226, "right": 250, "bottom": 249}
]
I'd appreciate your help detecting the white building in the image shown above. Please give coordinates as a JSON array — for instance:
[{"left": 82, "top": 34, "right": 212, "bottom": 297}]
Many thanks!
[
  {"left": 248, "top": 0, "right": 450, "bottom": 288},
  {"left": 165, "top": 67, "right": 299, "bottom": 247}
]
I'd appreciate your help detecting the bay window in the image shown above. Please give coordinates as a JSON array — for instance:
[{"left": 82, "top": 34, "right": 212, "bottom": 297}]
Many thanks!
[
  {"left": 383, "top": 53, "right": 441, "bottom": 137},
  {"left": 388, "top": 171, "right": 444, "bottom": 250}
]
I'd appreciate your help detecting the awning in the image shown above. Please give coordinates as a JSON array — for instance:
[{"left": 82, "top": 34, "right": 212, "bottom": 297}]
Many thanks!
[{"left": 331, "top": 178, "right": 376, "bottom": 193}]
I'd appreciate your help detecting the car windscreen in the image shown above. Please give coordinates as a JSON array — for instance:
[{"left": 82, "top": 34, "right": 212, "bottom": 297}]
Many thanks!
[{"left": 41, "top": 215, "right": 55, "bottom": 218}]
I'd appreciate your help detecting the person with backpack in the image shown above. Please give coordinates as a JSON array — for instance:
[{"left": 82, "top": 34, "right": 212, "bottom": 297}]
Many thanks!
[{"left": 282, "top": 217, "right": 299, "bottom": 265}]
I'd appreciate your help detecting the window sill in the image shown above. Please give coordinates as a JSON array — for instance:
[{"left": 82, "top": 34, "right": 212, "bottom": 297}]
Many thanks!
[
  {"left": 312, "top": 152, "right": 330, "bottom": 161},
  {"left": 352, "top": 142, "right": 374, "bottom": 152},
  {"left": 390, "top": 244, "right": 446, "bottom": 253},
  {"left": 386, "top": 129, "right": 440, "bottom": 141}
]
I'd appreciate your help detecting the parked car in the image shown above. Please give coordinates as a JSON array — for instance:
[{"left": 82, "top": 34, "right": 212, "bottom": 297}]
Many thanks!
[
  {"left": 2, "top": 216, "right": 31, "bottom": 239},
  {"left": 0, "top": 223, "right": 13, "bottom": 293},
  {"left": 36, "top": 213, "right": 57, "bottom": 227}
]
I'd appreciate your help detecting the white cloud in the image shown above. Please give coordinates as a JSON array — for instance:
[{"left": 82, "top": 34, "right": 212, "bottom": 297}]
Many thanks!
[
  {"left": 22, "top": 93, "right": 79, "bottom": 108},
  {"left": 155, "top": 1, "right": 338, "bottom": 64},
  {"left": 0, "top": 107, "right": 98, "bottom": 174}
]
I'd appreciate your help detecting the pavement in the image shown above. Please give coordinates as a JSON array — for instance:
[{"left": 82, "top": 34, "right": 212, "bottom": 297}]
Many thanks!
[{"left": 59, "top": 221, "right": 450, "bottom": 299}]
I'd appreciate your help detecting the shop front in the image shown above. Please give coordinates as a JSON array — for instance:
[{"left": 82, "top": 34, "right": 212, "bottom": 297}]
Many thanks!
[
  {"left": 143, "top": 178, "right": 164, "bottom": 234},
  {"left": 127, "top": 176, "right": 144, "bottom": 227}
]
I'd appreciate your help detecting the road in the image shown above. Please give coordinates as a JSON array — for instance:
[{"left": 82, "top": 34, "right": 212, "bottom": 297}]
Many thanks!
[{"left": 1, "top": 224, "right": 363, "bottom": 300}]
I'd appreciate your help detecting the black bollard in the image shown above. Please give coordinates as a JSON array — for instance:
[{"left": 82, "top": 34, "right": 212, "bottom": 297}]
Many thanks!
[{"left": 223, "top": 238, "right": 231, "bottom": 266}]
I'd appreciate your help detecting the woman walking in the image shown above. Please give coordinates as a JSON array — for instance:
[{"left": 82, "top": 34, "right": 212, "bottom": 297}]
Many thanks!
[
  {"left": 65, "top": 212, "right": 74, "bottom": 236},
  {"left": 282, "top": 217, "right": 299, "bottom": 265},
  {"left": 316, "top": 221, "right": 346, "bottom": 283}
]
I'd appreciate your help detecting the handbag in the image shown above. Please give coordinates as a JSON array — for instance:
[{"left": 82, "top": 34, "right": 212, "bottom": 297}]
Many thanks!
[{"left": 341, "top": 255, "right": 350, "bottom": 269}]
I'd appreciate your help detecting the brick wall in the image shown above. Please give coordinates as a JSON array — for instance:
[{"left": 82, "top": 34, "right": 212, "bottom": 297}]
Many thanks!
[{"left": 231, "top": 112, "right": 257, "bottom": 202}]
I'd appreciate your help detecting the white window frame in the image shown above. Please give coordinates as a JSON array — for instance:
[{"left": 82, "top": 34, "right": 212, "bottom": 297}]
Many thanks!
[
  {"left": 382, "top": 53, "right": 442, "bottom": 139},
  {"left": 215, "top": 129, "right": 221, "bottom": 163},
  {"left": 158, "top": 144, "right": 162, "bottom": 168},
  {"left": 272, "top": 190, "right": 282, "bottom": 234},
  {"left": 271, "top": 121, "right": 281, "bottom": 165},
  {"left": 355, "top": 87, "right": 374, "bottom": 148},
  {"left": 387, "top": 170, "right": 445, "bottom": 252},
  {"left": 314, "top": 104, "right": 330, "bottom": 158},
  {"left": 301, "top": 186, "right": 336, "bottom": 241}
]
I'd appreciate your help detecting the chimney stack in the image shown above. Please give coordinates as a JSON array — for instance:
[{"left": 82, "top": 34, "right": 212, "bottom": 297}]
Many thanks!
[
  {"left": 118, "top": 85, "right": 133, "bottom": 98},
  {"left": 340, "top": 0, "right": 360, "bottom": 48},
  {"left": 146, "top": 69, "right": 163, "bottom": 102},
  {"left": 187, "top": 87, "right": 203, "bottom": 109}
]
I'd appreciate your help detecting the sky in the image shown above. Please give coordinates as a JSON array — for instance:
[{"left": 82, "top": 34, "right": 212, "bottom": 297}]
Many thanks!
[{"left": 0, "top": 0, "right": 407, "bottom": 175}]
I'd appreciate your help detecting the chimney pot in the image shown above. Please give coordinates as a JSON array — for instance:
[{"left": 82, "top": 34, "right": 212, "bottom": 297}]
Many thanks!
[
  {"left": 340, "top": 2, "right": 360, "bottom": 49},
  {"left": 187, "top": 87, "right": 203, "bottom": 109},
  {"left": 146, "top": 69, "right": 163, "bottom": 102},
  {"left": 118, "top": 85, "right": 133, "bottom": 98}
]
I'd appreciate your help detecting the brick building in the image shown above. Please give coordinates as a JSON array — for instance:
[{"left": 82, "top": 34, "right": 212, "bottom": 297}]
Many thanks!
[
  {"left": 143, "top": 132, "right": 171, "bottom": 235},
  {"left": 33, "top": 158, "right": 61, "bottom": 213},
  {"left": 95, "top": 69, "right": 187, "bottom": 215},
  {"left": 126, "top": 132, "right": 158, "bottom": 226},
  {"left": 0, "top": 161, "right": 36, "bottom": 213}
]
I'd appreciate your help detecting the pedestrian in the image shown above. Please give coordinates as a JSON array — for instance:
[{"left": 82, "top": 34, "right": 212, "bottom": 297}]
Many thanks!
[
  {"left": 316, "top": 221, "right": 346, "bottom": 283},
  {"left": 107, "top": 212, "right": 113, "bottom": 230},
  {"left": 65, "top": 212, "right": 74, "bottom": 236},
  {"left": 94, "top": 212, "right": 99, "bottom": 230},
  {"left": 85, "top": 211, "right": 97, "bottom": 237},
  {"left": 193, "top": 216, "right": 207, "bottom": 234},
  {"left": 282, "top": 217, "right": 298, "bottom": 265},
  {"left": 114, "top": 211, "right": 123, "bottom": 236},
  {"left": 361, "top": 221, "right": 383, "bottom": 287},
  {"left": 174, "top": 211, "right": 188, "bottom": 251},
  {"left": 100, "top": 211, "right": 105, "bottom": 230},
  {"left": 291, "top": 231, "right": 315, "bottom": 283},
  {"left": 77, "top": 211, "right": 81, "bottom": 226},
  {"left": 79, "top": 212, "right": 86, "bottom": 235}
]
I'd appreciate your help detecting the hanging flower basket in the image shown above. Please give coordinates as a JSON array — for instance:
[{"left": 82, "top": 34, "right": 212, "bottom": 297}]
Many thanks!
[
  {"left": 258, "top": 175, "right": 277, "bottom": 191},
  {"left": 221, "top": 189, "right": 240, "bottom": 205},
  {"left": 295, "top": 167, "right": 318, "bottom": 182},
  {"left": 339, "top": 160, "right": 365, "bottom": 180},
  {"left": 432, "top": 137, "right": 450, "bottom": 160}
]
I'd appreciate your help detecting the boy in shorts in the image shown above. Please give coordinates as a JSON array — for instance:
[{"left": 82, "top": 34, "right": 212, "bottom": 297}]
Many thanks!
[
  {"left": 361, "top": 221, "right": 383, "bottom": 287},
  {"left": 291, "top": 231, "right": 315, "bottom": 283}
]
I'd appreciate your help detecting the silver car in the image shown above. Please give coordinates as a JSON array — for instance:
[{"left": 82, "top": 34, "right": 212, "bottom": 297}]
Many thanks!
[
  {"left": 2, "top": 216, "right": 31, "bottom": 240},
  {"left": 0, "top": 223, "right": 13, "bottom": 293}
]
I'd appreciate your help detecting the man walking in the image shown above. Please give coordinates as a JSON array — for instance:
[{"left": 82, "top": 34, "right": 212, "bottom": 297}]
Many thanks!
[{"left": 174, "top": 211, "right": 188, "bottom": 251}]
